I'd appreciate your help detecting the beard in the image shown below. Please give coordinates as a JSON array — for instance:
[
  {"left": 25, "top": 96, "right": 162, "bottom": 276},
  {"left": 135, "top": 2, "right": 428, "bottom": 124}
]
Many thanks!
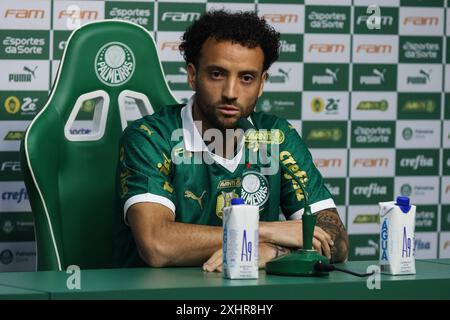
[{"left": 194, "top": 90, "right": 258, "bottom": 131}]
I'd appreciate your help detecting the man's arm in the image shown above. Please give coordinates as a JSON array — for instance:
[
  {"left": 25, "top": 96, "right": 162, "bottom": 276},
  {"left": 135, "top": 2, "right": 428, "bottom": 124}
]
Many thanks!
[
  {"left": 315, "top": 208, "right": 349, "bottom": 263},
  {"left": 128, "top": 202, "right": 223, "bottom": 267},
  {"left": 128, "top": 203, "right": 334, "bottom": 267}
]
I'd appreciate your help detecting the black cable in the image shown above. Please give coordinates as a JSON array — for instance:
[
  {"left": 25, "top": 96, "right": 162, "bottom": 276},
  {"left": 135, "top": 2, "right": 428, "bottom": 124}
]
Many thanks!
[{"left": 314, "top": 261, "right": 375, "bottom": 277}]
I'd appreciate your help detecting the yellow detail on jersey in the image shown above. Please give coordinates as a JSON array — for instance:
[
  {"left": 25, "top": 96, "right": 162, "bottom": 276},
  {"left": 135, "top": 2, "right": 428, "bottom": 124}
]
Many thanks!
[
  {"left": 120, "top": 168, "right": 130, "bottom": 197},
  {"left": 184, "top": 190, "right": 206, "bottom": 209},
  {"left": 280, "top": 150, "right": 309, "bottom": 202},
  {"left": 215, "top": 189, "right": 239, "bottom": 219},
  {"left": 119, "top": 147, "right": 125, "bottom": 162},
  {"left": 163, "top": 181, "right": 174, "bottom": 193},
  {"left": 139, "top": 124, "right": 154, "bottom": 136},
  {"left": 157, "top": 153, "right": 171, "bottom": 176}
]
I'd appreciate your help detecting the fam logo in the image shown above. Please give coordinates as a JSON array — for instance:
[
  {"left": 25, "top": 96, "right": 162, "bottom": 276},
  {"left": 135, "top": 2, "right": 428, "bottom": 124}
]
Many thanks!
[
  {"left": 8, "top": 66, "right": 38, "bottom": 83},
  {"left": 4, "top": 9, "right": 45, "bottom": 19},
  {"left": 403, "top": 16, "right": 439, "bottom": 26},
  {"left": 356, "top": 14, "right": 394, "bottom": 28},
  {"left": 58, "top": 9, "right": 98, "bottom": 22},
  {"left": 240, "top": 171, "right": 269, "bottom": 207},
  {"left": 353, "top": 158, "right": 389, "bottom": 168},
  {"left": 308, "top": 43, "right": 345, "bottom": 53},
  {"left": 314, "top": 158, "right": 342, "bottom": 169},
  {"left": 162, "top": 12, "right": 200, "bottom": 22},
  {"left": 161, "top": 41, "right": 180, "bottom": 53},
  {"left": 356, "top": 44, "right": 392, "bottom": 54},
  {"left": 263, "top": 13, "right": 298, "bottom": 24},
  {"left": 95, "top": 42, "right": 135, "bottom": 87}
]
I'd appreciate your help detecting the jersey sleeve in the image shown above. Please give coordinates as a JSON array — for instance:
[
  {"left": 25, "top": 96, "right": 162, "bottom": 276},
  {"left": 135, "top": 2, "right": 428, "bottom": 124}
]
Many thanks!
[
  {"left": 117, "top": 122, "right": 176, "bottom": 224},
  {"left": 276, "top": 119, "right": 336, "bottom": 219}
]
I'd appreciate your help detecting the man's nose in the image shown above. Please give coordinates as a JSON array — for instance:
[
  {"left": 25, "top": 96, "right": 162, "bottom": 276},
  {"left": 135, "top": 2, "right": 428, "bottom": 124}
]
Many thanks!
[{"left": 222, "top": 77, "right": 238, "bottom": 101}]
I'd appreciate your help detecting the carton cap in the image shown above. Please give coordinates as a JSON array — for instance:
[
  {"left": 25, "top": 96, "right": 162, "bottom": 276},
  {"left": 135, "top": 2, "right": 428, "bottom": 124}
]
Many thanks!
[
  {"left": 396, "top": 196, "right": 411, "bottom": 213},
  {"left": 231, "top": 198, "right": 245, "bottom": 205}
]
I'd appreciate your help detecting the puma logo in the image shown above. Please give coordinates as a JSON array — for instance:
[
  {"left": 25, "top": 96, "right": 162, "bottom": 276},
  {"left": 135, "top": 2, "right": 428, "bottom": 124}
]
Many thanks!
[{"left": 185, "top": 190, "right": 206, "bottom": 209}]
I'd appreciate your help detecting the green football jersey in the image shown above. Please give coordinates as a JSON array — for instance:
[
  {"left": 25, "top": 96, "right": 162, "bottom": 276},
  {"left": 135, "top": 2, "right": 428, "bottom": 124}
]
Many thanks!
[{"left": 114, "top": 96, "right": 335, "bottom": 267}]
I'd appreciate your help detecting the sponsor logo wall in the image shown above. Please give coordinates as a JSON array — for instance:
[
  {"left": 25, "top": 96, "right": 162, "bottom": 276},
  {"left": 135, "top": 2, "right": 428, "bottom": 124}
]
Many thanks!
[{"left": 0, "top": 0, "right": 448, "bottom": 271}]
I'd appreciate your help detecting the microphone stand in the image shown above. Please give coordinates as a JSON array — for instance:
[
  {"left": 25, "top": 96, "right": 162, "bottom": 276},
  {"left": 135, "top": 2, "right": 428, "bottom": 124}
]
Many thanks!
[
  {"left": 265, "top": 161, "right": 330, "bottom": 276},
  {"left": 237, "top": 118, "right": 329, "bottom": 276}
]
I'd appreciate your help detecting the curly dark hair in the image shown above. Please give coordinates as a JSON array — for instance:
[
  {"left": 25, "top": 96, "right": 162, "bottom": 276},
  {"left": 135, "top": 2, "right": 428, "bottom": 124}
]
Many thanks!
[{"left": 179, "top": 10, "right": 280, "bottom": 71}]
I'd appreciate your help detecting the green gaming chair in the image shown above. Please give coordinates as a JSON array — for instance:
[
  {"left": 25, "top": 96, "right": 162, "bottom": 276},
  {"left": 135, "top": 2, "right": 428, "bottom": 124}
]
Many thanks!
[{"left": 20, "top": 20, "right": 178, "bottom": 271}]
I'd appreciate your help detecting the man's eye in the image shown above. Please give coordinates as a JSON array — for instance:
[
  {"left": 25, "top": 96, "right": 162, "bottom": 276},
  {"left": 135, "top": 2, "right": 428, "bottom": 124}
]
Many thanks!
[
  {"left": 242, "top": 75, "right": 254, "bottom": 83},
  {"left": 210, "top": 71, "right": 223, "bottom": 79}
]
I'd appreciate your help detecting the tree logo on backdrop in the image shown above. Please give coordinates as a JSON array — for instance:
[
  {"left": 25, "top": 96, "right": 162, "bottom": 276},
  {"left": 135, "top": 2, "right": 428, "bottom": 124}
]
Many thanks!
[
  {"left": 0, "top": 250, "right": 13, "bottom": 265},
  {"left": 400, "top": 184, "right": 412, "bottom": 197},
  {"left": 95, "top": 42, "right": 135, "bottom": 86},
  {"left": 402, "top": 127, "right": 413, "bottom": 140}
]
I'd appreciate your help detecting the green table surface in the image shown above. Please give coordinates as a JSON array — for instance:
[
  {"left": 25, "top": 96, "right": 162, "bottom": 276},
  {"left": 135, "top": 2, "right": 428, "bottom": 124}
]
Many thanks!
[
  {"left": 0, "top": 260, "right": 449, "bottom": 299},
  {"left": 0, "top": 285, "right": 48, "bottom": 300},
  {"left": 421, "top": 259, "right": 450, "bottom": 265}
]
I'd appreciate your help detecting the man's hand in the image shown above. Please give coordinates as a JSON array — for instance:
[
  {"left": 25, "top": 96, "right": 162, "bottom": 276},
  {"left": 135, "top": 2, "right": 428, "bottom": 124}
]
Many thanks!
[
  {"left": 259, "top": 220, "right": 334, "bottom": 259},
  {"left": 203, "top": 242, "right": 289, "bottom": 272}
]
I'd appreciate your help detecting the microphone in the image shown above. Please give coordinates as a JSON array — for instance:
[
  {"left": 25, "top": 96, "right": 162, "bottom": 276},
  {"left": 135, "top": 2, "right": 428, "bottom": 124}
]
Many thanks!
[{"left": 237, "top": 117, "right": 329, "bottom": 276}]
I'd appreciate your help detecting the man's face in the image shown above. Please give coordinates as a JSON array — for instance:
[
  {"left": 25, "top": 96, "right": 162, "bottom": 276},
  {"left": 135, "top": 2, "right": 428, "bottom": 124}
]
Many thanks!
[{"left": 187, "top": 37, "right": 267, "bottom": 131}]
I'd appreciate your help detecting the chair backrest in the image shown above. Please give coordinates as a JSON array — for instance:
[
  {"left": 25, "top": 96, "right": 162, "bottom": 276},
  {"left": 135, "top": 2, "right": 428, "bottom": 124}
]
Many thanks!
[{"left": 20, "top": 20, "right": 178, "bottom": 271}]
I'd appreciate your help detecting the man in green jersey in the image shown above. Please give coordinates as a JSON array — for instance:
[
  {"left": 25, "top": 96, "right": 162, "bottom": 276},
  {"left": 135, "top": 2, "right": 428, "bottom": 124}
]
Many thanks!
[{"left": 115, "top": 10, "right": 348, "bottom": 270}]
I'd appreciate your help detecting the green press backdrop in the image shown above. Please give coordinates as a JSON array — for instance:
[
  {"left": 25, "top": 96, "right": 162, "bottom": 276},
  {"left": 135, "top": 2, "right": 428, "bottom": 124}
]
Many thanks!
[{"left": 0, "top": 0, "right": 449, "bottom": 271}]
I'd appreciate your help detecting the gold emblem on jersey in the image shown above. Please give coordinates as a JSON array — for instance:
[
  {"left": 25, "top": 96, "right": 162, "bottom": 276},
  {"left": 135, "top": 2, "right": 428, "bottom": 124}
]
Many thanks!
[
  {"left": 184, "top": 190, "right": 206, "bottom": 209},
  {"left": 139, "top": 124, "right": 154, "bottom": 136},
  {"left": 163, "top": 181, "right": 174, "bottom": 193},
  {"left": 215, "top": 189, "right": 239, "bottom": 219},
  {"left": 157, "top": 153, "right": 171, "bottom": 176}
]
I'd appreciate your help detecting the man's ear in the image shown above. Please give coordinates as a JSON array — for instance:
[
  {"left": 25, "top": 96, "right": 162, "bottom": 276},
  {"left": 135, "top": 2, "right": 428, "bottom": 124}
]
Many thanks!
[
  {"left": 187, "top": 63, "right": 197, "bottom": 91},
  {"left": 258, "top": 71, "right": 268, "bottom": 97}
]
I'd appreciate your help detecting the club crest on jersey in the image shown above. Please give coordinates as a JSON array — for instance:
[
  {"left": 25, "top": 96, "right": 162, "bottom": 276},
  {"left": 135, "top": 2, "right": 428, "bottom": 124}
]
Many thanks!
[
  {"left": 95, "top": 42, "right": 135, "bottom": 86},
  {"left": 241, "top": 171, "right": 269, "bottom": 207}
]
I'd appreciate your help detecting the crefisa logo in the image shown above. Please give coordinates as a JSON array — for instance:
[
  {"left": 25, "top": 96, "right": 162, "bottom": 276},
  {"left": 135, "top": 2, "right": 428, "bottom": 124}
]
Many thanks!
[{"left": 95, "top": 42, "right": 135, "bottom": 86}]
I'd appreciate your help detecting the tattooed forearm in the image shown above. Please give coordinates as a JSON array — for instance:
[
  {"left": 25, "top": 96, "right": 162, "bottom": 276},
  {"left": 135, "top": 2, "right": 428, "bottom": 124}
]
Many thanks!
[
  {"left": 315, "top": 208, "right": 349, "bottom": 263},
  {"left": 265, "top": 243, "right": 292, "bottom": 259}
]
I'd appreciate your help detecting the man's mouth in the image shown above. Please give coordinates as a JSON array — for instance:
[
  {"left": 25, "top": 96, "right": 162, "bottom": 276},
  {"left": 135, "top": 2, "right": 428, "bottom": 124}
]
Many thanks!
[{"left": 217, "top": 105, "right": 239, "bottom": 116}]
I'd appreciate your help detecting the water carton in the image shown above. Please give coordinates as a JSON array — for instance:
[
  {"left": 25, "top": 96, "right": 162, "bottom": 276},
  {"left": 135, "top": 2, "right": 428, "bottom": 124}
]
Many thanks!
[
  {"left": 379, "top": 196, "right": 416, "bottom": 275},
  {"left": 222, "top": 198, "right": 259, "bottom": 279}
]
